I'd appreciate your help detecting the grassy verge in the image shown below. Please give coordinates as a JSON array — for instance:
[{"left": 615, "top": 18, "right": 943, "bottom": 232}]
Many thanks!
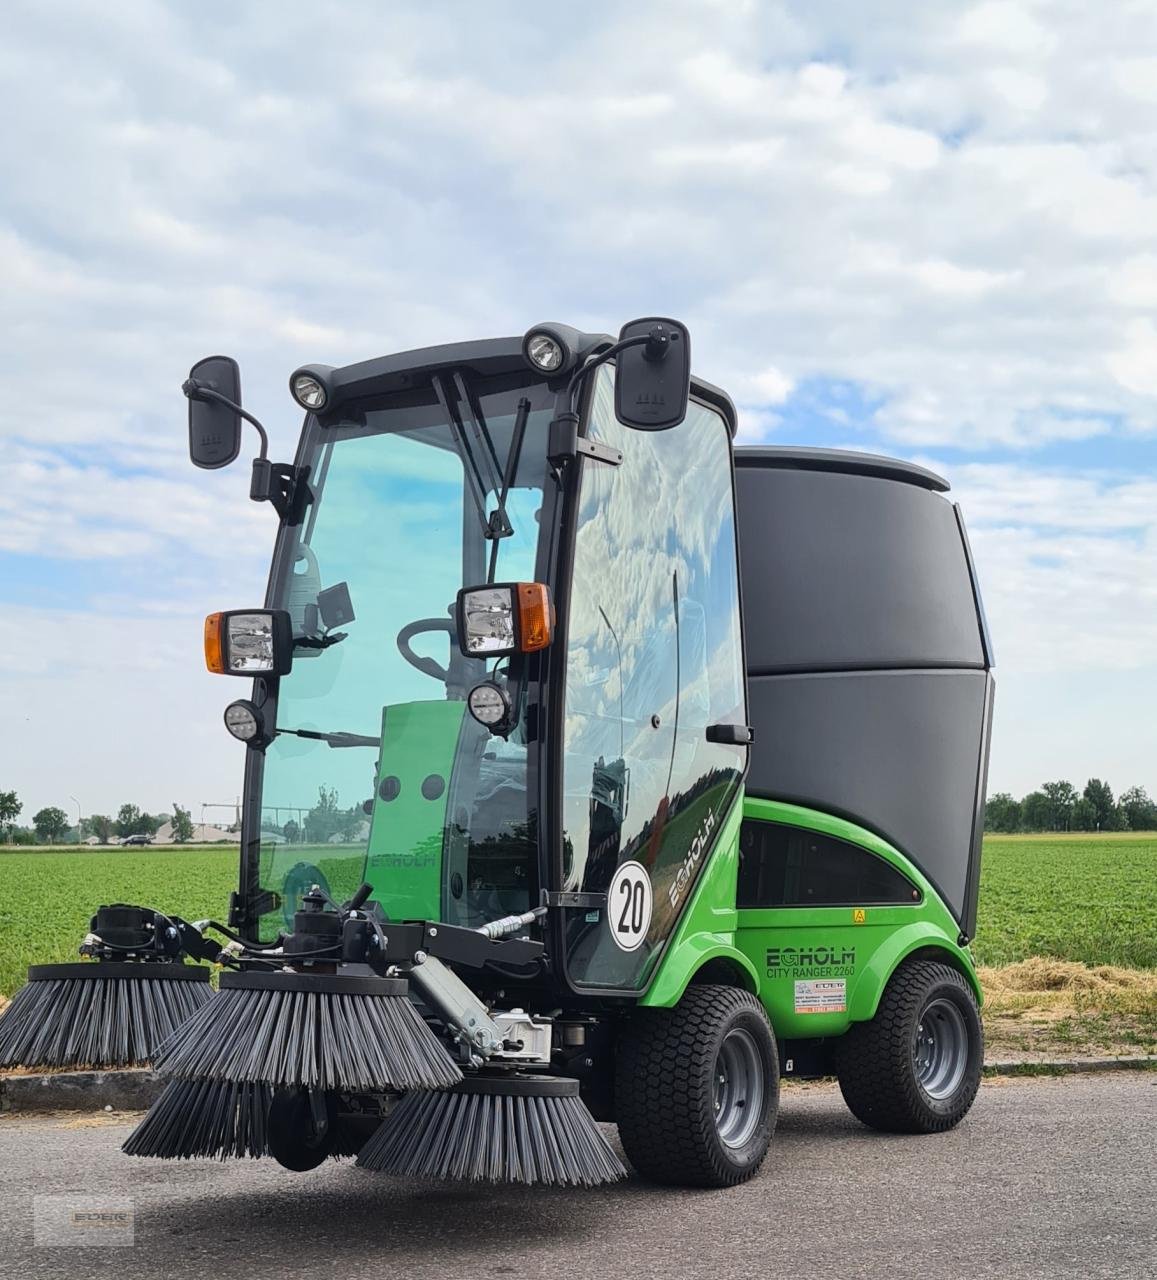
[{"left": 979, "top": 958, "right": 1157, "bottom": 1060}]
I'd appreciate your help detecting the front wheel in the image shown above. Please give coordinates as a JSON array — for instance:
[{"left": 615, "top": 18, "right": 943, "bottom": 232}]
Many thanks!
[
  {"left": 615, "top": 985, "right": 779, "bottom": 1187},
  {"left": 836, "top": 957, "right": 983, "bottom": 1134},
  {"left": 268, "top": 1089, "right": 338, "bottom": 1171}
]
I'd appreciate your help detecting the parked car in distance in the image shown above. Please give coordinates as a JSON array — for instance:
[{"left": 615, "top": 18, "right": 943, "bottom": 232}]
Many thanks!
[{"left": 119, "top": 834, "right": 153, "bottom": 846}]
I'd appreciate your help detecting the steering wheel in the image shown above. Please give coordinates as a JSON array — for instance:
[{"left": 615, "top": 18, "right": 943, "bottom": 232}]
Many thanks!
[{"left": 396, "top": 617, "right": 455, "bottom": 682}]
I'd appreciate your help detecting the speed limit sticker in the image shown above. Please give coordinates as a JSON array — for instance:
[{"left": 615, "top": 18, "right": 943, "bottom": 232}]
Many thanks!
[{"left": 608, "top": 860, "right": 653, "bottom": 952}]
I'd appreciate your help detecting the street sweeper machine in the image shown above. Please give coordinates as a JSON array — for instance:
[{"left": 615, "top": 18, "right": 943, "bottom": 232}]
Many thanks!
[{"left": 0, "top": 318, "right": 995, "bottom": 1188}]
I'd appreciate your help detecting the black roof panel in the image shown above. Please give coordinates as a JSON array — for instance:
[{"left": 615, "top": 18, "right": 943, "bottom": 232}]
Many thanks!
[{"left": 735, "top": 446, "right": 949, "bottom": 493}]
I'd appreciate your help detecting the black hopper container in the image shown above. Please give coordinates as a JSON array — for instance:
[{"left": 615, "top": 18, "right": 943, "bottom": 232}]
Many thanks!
[{"left": 733, "top": 447, "right": 994, "bottom": 941}]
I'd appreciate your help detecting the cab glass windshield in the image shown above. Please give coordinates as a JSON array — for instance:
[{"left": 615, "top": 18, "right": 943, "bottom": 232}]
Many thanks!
[{"left": 253, "top": 376, "right": 555, "bottom": 939}]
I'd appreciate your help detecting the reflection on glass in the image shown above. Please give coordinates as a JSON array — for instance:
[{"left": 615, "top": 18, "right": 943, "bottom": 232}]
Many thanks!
[
  {"left": 254, "top": 383, "right": 553, "bottom": 938},
  {"left": 563, "top": 369, "right": 747, "bottom": 990}
]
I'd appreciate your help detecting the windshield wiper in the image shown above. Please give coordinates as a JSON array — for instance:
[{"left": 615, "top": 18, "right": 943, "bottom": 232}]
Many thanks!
[
  {"left": 432, "top": 374, "right": 532, "bottom": 583},
  {"left": 277, "top": 728, "right": 380, "bottom": 749},
  {"left": 432, "top": 372, "right": 500, "bottom": 543}
]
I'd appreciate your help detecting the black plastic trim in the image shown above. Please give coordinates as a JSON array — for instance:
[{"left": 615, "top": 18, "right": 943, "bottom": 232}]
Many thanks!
[
  {"left": 961, "top": 671, "right": 995, "bottom": 941},
  {"left": 452, "top": 1073, "right": 580, "bottom": 1098},
  {"left": 954, "top": 502, "right": 995, "bottom": 670},
  {"left": 747, "top": 659, "right": 988, "bottom": 678},
  {"left": 27, "top": 962, "right": 212, "bottom": 982},
  {"left": 221, "top": 971, "right": 410, "bottom": 996},
  {"left": 735, "top": 445, "right": 949, "bottom": 492}
]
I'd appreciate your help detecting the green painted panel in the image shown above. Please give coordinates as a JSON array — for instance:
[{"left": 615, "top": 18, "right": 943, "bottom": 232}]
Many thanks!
[
  {"left": 363, "top": 700, "right": 467, "bottom": 921},
  {"left": 641, "top": 795, "right": 759, "bottom": 1006},
  {"left": 736, "top": 797, "right": 980, "bottom": 1039}
]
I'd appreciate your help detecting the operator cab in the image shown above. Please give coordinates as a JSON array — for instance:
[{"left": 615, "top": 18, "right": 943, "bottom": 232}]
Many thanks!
[{"left": 186, "top": 322, "right": 751, "bottom": 996}]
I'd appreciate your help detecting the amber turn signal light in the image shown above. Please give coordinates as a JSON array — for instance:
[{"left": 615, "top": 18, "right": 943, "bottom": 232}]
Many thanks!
[{"left": 516, "top": 582, "right": 553, "bottom": 652}]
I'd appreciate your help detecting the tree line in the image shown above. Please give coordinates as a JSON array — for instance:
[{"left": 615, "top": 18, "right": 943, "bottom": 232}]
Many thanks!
[
  {"left": 0, "top": 791, "right": 198, "bottom": 845},
  {"left": 985, "top": 779, "right": 1157, "bottom": 833}
]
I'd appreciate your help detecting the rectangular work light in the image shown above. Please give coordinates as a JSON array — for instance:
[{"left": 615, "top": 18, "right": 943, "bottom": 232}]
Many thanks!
[
  {"left": 204, "top": 609, "right": 293, "bottom": 676},
  {"left": 456, "top": 583, "right": 554, "bottom": 658}
]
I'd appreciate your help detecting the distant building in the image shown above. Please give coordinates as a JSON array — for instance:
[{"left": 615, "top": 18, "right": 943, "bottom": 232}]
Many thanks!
[{"left": 153, "top": 821, "right": 238, "bottom": 845}]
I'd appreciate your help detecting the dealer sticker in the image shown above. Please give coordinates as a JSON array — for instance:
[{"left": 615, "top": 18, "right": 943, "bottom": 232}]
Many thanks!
[{"left": 794, "top": 978, "right": 846, "bottom": 1014}]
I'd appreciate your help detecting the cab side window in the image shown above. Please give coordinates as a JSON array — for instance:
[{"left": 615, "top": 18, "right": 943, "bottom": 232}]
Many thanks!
[{"left": 737, "top": 821, "right": 919, "bottom": 908}]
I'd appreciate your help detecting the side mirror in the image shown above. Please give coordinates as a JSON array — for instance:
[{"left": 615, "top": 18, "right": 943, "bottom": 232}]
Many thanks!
[
  {"left": 187, "top": 355, "right": 243, "bottom": 469},
  {"left": 614, "top": 318, "right": 691, "bottom": 431}
]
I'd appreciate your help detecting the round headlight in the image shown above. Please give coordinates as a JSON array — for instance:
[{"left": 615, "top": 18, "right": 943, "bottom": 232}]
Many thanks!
[
  {"left": 291, "top": 373, "right": 328, "bottom": 411},
  {"left": 224, "top": 699, "right": 262, "bottom": 743},
  {"left": 467, "top": 681, "right": 512, "bottom": 731},
  {"left": 525, "top": 333, "right": 564, "bottom": 373}
]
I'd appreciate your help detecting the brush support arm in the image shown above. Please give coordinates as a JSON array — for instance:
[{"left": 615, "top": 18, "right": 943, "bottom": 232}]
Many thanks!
[
  {"left": 375, "top": 919, "right": 545, "bottom": 974},
  {"left": 406, "top": 954, "right": 506, "bottom": 1057}
]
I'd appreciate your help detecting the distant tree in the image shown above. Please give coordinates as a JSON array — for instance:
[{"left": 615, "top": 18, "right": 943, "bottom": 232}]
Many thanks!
[
  {"left": 1041, "top": 780, "right": 1078, "bottom": 831},
  {"left": 115, "top": 804, "right": 142, "bottom": 838},
  {"left": 171, "top": 803, "right": 194, "bottom": 844},
  {"left": 1021, "top": 790, "right": 1051, "bottom": 832},
  {"left": 114, "top": 804, "right": 159, "bottom": 838},
  {"left": 10, "top": 826, "right": 36, "bottom": 845},
  {"left": 1082, "top": 778, "right": 1116, "bottom": 831},
  {"left": 283, "top": 818, "right": 301, "bottom": 844},
  {"left": 32, "top": 806, "right": 70, "bottom": 843},
  {"left": 1070, "top": 798, "right": 1097, "bottom": 831},
  {"left": 1119, "top": 785, "right": 1157, "bottom": 832},
  {"left": 88, "top": 814, "right": 114, "bottom": 844},
  {"left": 0, "top": 790, "right": 21, "bottom": 839},
  {"left": 303, "top": 787, "right": 360, "bottom": 844},
  {"left": 984, "top": 792, "right": 1022, "bottom": 833}
]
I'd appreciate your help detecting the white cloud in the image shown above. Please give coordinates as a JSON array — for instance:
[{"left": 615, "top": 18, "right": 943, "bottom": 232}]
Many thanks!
[{"left": 2, "top": 0, "right": 1157, "bottom": 809}]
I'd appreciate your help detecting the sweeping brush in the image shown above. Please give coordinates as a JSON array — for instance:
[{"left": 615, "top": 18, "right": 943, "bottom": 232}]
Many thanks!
[
  {"left": 152, "top": 970, "right": 462, "bottom": 1092},
  {"left": 123, "top": 1078, "right": 271, "bottom": 1160},
  {"left": 0, "top": 962, "right": 211, "bottom": 1070},
  {"left": 356, "top": 1074, "right": 626, "bottom": 1186},
  {"left": 0, "top": 903, "right": 216, "bottom": 1071},
  {"left": 122, "top": 1079, "right": 366, "bottom": 1164}
]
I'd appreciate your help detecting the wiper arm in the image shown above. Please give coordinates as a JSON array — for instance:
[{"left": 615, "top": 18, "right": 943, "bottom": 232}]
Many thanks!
[
  {"left": 432, "top": 372, "right": 496, "bottom": 542},
  {"left": 432, "top": 373, "right": 530, "bottom": 578},
  {"left": 277, "top": 728, "right": 380, "bottom": 749},
  {"left": 487, "top": 396, "right": 531, "bottom": 583},
  {"left": 293, "top": 630, "right": 347, "bottom": 651}
]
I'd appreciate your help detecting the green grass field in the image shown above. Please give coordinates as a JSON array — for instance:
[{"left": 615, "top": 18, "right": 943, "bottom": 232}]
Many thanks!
[
  {"left": 1, "top": 833, "right": 1154, "bottom": 996},
  {"left": 970, "top": 832, "right": 1157, "bottom": 970}
]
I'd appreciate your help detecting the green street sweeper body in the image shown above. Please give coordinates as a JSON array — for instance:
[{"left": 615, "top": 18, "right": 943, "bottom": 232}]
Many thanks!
[
  {"left": 203, "top": 321, "right": 992, "bottom": 1177},
  {"left": 1, "top": 318, "right": 994, "bottom": 1187}
]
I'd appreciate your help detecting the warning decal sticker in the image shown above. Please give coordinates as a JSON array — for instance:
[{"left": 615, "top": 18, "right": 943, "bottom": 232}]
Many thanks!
[{"left": 794, "top": 979, "right": 847, "bottom": 1014}]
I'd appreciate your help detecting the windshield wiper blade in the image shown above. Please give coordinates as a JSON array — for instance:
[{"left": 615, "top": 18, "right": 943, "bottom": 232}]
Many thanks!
[
  {"left": 277, "top": 728, "right": 380, "bottom": 749},
  {"left": 488, "top": 396, "right": 531, "bottom": 583},
  {"left": 432, "top": 373, "right": 495, "bottom": 541}
]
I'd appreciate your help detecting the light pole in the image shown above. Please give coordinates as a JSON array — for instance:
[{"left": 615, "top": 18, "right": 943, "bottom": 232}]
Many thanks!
[{"left": 69, "top": 794, "right": 82, "bottom": 845}]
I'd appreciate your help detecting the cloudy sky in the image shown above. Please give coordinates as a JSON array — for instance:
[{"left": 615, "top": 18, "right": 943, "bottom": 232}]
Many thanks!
[{"left": 2, "top": 0, "right": 1156, "bottom": 823}]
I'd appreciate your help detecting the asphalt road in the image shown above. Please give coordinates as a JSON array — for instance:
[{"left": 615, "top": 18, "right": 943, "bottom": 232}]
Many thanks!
[{"left": 1, "top": 1073, "right": 1153, "bottom": 1280}]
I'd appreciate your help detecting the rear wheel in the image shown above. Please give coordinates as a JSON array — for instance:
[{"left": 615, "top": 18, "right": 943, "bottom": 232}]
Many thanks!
[
  {"left": 836, "top": 957, "right": 983, "bottom": 1134},
  {"left": 615, "top": 985, "right": 779, "bottom": 1187}
]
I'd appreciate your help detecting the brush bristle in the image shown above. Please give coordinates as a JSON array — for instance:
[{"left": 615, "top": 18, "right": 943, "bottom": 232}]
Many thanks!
[
  {"left": 153, "top": 986, "right": 462, "bottom": 1091},
  {"left": 123, "top": 1078, "right": 271, "bottom": 1159},
  {"left": 356, "top": 1088, "right": 626, "bottom": 1186},
  {"left": 0, "top": 972, "right": 211, "bottom": 1070},
  {"left": 123, "top": 1078, "right": 369, "bottom": 1161}
]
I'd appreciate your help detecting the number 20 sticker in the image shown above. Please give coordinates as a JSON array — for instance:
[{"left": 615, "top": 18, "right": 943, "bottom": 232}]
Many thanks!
[{"left": 608, "top": 860, "right": 653, "bottom": 952}]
